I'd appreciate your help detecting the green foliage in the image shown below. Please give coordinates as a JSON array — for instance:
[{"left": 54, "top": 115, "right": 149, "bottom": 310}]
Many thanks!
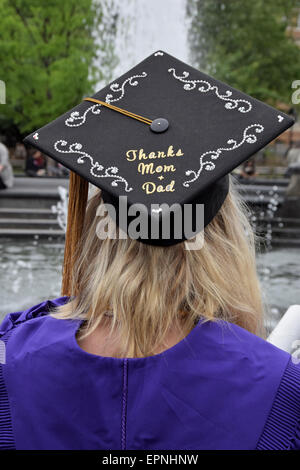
[
  {"left": 0, "top": 0, "right": 118, "bottom": 134},
  {"left": 187, "top": 0, "right": 300, "bottom": 105}
]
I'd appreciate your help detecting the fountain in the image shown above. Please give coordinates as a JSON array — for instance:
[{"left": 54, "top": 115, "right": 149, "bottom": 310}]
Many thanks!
[
  {"left": 112, "top": 0, "right": 189, "bottom": 79},
  {"left": 0, "top": 0, "right": 298, "bottom": 328},
  {"left": 51, "top": 186, "right": 68, "bottom": 233}
]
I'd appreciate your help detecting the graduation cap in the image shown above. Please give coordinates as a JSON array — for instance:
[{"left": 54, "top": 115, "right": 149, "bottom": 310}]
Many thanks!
[{"left": 24, "top": 51, "right": 294, "bottom": 292}]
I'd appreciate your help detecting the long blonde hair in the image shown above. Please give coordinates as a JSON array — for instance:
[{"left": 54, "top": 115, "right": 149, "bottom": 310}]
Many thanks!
[{"left": 52, "top": 176, "right": 265, "bottom": 357}]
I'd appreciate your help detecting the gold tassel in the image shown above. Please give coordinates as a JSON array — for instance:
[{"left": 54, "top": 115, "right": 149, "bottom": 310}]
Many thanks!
[{"left": 61, "top": 171, "right": 89, "bottom": 296}]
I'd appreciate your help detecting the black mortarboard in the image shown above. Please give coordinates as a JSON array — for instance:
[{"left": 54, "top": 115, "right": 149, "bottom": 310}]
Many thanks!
[{"left": 24, "top": 50, "right": 294, "bottom": 247}]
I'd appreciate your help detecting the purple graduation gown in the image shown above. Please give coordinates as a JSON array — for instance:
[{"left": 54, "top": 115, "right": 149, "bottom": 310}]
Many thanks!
[{"left": 0, "top": 296, "right": 300, "bottom": 450}]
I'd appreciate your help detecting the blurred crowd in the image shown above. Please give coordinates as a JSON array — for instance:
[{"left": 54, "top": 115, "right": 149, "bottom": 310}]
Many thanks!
[{"left": 0, "top": 140, "right": 69, "bottom": 190}]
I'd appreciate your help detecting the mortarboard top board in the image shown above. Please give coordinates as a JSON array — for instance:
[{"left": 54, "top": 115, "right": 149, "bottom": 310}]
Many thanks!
[{"left": 24, "top": 50, "right": 295, "bottom": 247}]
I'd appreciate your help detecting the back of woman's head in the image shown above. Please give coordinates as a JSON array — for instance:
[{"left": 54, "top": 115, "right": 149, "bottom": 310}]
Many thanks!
[{"left": 53, "top": 176, "right": 265, "bottom": 358}]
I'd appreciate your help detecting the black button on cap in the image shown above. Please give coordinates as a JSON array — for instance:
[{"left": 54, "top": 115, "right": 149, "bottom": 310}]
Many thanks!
[{"left": 150, "top": 118, "right": 169, "bottom": 133}]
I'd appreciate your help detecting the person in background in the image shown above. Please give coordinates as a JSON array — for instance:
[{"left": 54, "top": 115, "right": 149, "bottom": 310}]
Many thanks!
[
  {"left": 46, "top": 155, "right": 57, "bottom": 176},
  {"left": 25, "top": 149, "right": 46, "bottom": 177},
  {"left": 14, "top": 142, "right": 27, "bottom": 161},
  {"left": 287, "top": 142, "right": 300, "bottom": 165},
  {"left": 240, "top": 158, "right": 257, "bottom": 181},
  {"left": 0, "top": 140, "right": 14, "bottom": 190}
]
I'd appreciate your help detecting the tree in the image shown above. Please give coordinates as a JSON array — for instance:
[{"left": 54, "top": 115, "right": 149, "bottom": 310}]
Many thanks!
[
  {"left": 0, "top": 0, "right": 118, "bottom": 137},
  {"left": 186, "top": 0, "right": 300, "bottom": 106}
]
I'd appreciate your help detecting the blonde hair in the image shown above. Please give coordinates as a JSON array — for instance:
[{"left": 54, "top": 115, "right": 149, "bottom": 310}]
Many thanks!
[{"left": 52, "top": 176, "right": 265, "bottom": 357}]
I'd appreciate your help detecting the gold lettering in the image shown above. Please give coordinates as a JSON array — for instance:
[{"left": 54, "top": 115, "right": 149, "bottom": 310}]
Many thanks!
[
  {"left": 163, "top": 164, "right": 176, "bottom": 173},
  {"left": 138, "top": 149, "right": 147, "bottom": 160},
  {"left": 138, "top": 163, "right": 155, "bottom": 175},
  {"left": 142, "top": 180, "right": 175, "bottom": 194},
  {"left": 138, "top": 163, "right": 176, "bottom": 175},
  {"left": 167, "top": 145, "right": 175, "bottom": 157},
  {"left": 126, "top": 147, "right": 184, "bottom": 161},
  {"left": 166, "top": 180, "right": 175, "bottom": 192},
  {"left": 142, "top": 181, "right": 156, "bottom": 194},
  {"left": 157, "top": 151, "right": 166, "bottom": 158},
  {"left": 126, "top": 150, "right": 137, "bottom": 162}
]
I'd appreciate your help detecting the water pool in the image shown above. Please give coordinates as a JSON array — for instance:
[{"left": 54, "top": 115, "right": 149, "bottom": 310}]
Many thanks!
[{"left": 0, "top": 238, "right": 299, "bottom": 330}]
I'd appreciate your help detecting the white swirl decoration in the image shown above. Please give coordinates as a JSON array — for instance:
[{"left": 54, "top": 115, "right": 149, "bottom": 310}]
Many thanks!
[
  {"left": 168, "top": 68, "right": 252, "bottom": 113},
  {"left": 65, "top": 105, "right": 102, "bottom": 128},
  {"left": 54, "top": 140, "right": 133, "bottom": 192},
  {"left": 65, "top": 72, "right": 147, "bottom": 127},
  {"left": 183, "top": 123, "right": 264, "bottom": 188},
  {"left": 105, "top": 72, "right": 147, "bottom": 104}
]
